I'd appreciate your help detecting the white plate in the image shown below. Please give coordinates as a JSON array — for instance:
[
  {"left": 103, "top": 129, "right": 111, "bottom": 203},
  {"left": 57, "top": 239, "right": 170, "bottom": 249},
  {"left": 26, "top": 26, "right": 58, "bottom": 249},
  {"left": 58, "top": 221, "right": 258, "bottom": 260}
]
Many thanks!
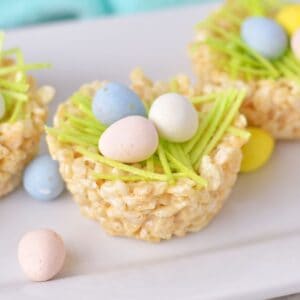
[{"left": 1, "top": 3, "right": 300, "bottom": 300}]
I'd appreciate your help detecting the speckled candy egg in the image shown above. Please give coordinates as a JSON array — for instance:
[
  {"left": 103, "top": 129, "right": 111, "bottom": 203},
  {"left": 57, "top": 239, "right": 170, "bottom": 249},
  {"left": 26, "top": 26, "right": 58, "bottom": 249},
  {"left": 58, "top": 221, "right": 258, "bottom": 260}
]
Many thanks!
[
  {"left": 0, "top": 94, "right": 5, "bottom": 119},
  {"left": 148, "top": 93, "right": 198, "bottom": 143},
  {"left": 23, "top": 154, "right": 64, "bottom": 201},
  {"left": 276, "top": 4, "right": 300, "bottom": 35},
  {"left": 291, "top": 29, "right": 300, "bottom": 61},
  {"left": 92, "top": 82, "right": 146, "bottom": 126},
  {"left": 18, "top": 229, "right": 66, "bottom": 282},
  {"left": 241, "top": 17, "right": 288, "bottom": 59},
  {"left": 99, "top": 115, "right": 158, "bottom": 163}
]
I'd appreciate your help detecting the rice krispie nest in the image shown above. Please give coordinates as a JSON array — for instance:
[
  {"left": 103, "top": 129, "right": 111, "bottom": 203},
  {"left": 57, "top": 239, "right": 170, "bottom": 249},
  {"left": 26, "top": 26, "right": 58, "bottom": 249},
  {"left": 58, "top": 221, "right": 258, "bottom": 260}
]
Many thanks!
[
  {"left": 190, "top": 0, "right": 300, "bottom": 139},
  {"left": 46, "top": 69, "right": 249, "bottom": 242},
  {"left": 0, "top": 77, "right": 54, "bottom": 197},
  {"left": 0, "top": 46, "right": 54, "bottom": 198}
]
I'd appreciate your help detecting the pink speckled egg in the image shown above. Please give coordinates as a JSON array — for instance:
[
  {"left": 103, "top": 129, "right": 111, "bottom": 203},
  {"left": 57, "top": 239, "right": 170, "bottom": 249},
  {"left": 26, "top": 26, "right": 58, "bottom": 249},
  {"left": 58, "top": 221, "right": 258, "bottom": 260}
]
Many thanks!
[
  {"left": 292, "top": 29, "right": 300, "bottom": 61},
  {"left": 99, "top": 115, "right": 159, "bottom": 163},
  {"left": 18, "top": 229, "right": 66, "bottom": 282}
]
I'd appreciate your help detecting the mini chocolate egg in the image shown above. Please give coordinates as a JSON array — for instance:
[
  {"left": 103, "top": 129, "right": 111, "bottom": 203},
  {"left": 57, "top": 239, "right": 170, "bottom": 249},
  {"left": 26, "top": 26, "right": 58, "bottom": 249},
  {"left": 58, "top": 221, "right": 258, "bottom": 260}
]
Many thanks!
[
  {"left": 241, "top": 17, "right": 288, "bottom": 59},
  {"left": 148, "top": 93, "right": 198, "bottom": 143},
  {"left": 276, "top": 4, "right": 300, "bottom": 35},
  {"left": 240, "top": 127, "right": 274, "bottom": 173},
  {"left": 18, "top": 229, "right": 66, "bottom": 282},
  {"left": 0, "top": 94, "right": 5, "bottom": 119},
  {"left": 92, "top": 82, "right": 146, "bottom": 126},
  {"left": 99, "top": 115, "right": 158, "bottom": 163},
  {"left": 23, "top": 154, "right": 64, "bottom": 201},
  {"left": 291, "top": 29, "right": 300, "bottom": 61}
]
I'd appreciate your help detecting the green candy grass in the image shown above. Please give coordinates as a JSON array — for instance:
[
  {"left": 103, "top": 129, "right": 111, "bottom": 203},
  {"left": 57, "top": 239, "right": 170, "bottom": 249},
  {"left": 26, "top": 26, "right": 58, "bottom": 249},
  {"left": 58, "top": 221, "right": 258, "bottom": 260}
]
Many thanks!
[
  {"left": 192, "top": 0, "right": 300, "bottom": 82},
  {"left": 47, "top": 86, "right": 248, "bottom": 188},
  {"left": 0, "top": 33, "right": 50, "bottom": 123}
]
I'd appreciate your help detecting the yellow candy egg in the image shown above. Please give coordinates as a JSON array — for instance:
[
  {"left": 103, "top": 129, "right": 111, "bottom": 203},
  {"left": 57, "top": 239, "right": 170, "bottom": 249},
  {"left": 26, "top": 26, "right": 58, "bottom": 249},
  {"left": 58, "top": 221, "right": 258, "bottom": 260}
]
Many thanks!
[
  {"left": 240, "top": 127, "right": 274, "bottom": 173},
  {"left": 276, "top": 4, "right": 300, "bottom": 35}
]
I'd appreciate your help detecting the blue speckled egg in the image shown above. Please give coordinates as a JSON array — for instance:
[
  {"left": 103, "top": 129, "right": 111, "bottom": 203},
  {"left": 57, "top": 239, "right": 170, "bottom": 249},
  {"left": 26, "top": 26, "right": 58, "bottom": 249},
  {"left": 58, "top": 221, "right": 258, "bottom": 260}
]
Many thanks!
[
  {"left": 23, "top": 154, "right": 64, "bottom": 201},
  {"left": 241, "top": 17, "right": 288, "bottom": 59},
  {"left": 92, "top": 82, "right": 146, "bottom": 126}
]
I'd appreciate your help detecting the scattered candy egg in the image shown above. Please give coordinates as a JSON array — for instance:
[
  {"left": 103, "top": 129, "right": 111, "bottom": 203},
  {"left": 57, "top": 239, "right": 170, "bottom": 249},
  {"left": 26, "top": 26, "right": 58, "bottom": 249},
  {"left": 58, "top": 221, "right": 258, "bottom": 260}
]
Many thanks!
[
  {"left": 18, "top": 229, "right": 66, "bottom": 282},
  {"left": 241, "top": 17, "right": 288, "bottom": 59},
  {"left": 0, "top": 94, "right": 5, "bottom": 119},
  {"left": 240, "top": 127, "right": 274, "bottom": 173},
  {"left": 276, "top": 4, "right": 300, "bottom": 35},
  {"left": 291, "top": 29, "right": 300, "bottom": 61},
  {"left": 148, "top": 93, "right": 198, "bottom": 143},
  {"left": 92, "top": 82, "right": 146, "bottom": 126},
  {"left": 23, "top": 154, "right": 64, "bottom": 201},
  {"left": 99, "top": 115, "right": 158, "bottom": 163}
]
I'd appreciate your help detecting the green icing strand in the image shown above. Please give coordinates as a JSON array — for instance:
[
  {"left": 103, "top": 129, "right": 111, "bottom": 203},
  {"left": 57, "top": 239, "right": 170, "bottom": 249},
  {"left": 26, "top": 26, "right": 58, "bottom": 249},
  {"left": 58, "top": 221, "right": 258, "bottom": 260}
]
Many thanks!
[
  {"left": 195, "top": 90, "right": 246, "bottom": 169},
  {"left": 190, "top": 90, "right": 230, "bottom": 166},
  {"left": 158, "top": 143, "right": 174, "bottom": 183}
]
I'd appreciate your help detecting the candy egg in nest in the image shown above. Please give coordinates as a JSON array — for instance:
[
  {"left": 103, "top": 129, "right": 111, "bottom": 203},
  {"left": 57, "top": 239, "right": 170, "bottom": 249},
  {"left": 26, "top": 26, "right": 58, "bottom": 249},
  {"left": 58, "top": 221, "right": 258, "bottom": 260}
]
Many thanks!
[
  {"left": 276, "top": 4, "right": 300, "bottom": 35},
  {"left": 291, "top": 29, "right": 300, "bottom": 61},
  {"left": 92, "top": 82, "right": 146, "bottom": 126},
  {"left": 241, "top": 16, "right": 288, "bottom": 60},
  {"left": 149, "top": 93, "right": 199, "bottom": 143},
  {"left": 99, "top": 115, "right": 159, "bottom": 163}
]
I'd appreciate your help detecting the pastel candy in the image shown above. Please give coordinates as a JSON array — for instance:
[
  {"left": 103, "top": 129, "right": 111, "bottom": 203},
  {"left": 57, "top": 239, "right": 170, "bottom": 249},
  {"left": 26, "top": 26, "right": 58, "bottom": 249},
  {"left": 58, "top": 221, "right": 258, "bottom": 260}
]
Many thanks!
[
  {"left": 18, "top": 229, "right": 66, "bottom": 282},
  {"left": 148, "top": 93, "right": 198, "bottom": 143},
  {"left": 240, "top": 127, "right": 274, "bottom": 173},
  {"left": 241, "top": 17, "right": 288, "bottom": 59},
  {"left": 0, "top": 94, "right": 5, "bottom": 119},
  {"left": 276, "top": 4, "right": 300, "bottom": 35},
  {"left": 99, "top": 115, "right": 158, "bottom": 163},
  {"left": 23, "top": 154, "right": 64, "bottom": 201},
  {"left": 92, "top": 82, "right": 146, "bottom": 126},
  {"left": 291, "top": 29, "right": 300, "bottom": 61}
]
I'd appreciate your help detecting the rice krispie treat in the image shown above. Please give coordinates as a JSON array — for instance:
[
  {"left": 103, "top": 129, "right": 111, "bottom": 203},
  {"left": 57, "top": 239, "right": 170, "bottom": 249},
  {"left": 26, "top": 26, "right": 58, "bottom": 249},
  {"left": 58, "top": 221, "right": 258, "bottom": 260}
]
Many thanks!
[
  {"left": 46, "top": 69, "right": 249, "bottom": 242},
  {"left": 0, "top": 33, "right": 54, "bottom": 197},
  {"left": 190, "top": 0, "right": 300, "bottom": 139}
]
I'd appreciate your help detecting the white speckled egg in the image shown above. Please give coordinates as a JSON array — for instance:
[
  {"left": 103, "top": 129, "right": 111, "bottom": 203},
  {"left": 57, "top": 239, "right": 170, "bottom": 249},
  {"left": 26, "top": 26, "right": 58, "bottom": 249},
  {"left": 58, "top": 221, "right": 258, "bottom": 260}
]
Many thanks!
[
  {"left": 18, "top": 229, "right": 66, "bottom": 282},
  {"left": 148, "top": 93, "right": 198, "bottom": 143},
  {"left": 99, "top": 115, "right": 158, "bottom": 163},
  {"left": 291, "top": 29, "right": 300, "bottom": 61}
]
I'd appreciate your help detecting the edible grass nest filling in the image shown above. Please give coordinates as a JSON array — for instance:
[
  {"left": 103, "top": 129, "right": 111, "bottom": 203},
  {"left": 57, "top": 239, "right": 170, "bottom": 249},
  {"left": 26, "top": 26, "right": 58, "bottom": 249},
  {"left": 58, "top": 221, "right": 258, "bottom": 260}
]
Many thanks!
[{"left": 47, "top": 78, "right": 249, "bottom": 187}]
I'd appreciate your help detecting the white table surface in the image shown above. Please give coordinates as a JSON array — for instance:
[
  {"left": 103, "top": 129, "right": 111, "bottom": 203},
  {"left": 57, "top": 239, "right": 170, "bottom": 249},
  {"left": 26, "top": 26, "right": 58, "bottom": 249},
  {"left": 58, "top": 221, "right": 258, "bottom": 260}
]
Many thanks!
[{"left": 1, "top": 3, "right": 300, "bottom": 300}]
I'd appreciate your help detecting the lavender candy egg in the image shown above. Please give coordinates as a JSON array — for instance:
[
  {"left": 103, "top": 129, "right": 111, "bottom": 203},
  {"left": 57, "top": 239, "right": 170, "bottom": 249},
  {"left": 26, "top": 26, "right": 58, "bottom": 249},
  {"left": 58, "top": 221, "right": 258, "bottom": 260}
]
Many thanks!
[
  {"left": 23, "top": 154, "right": 64, "bottom": 201},
  {"left": 241, "top": 17, "right": 288, "bottom": 59},
  {"left": 99, "top": 116, "right": 159, "bottom": 163},
  {"left": 291, "top": 29, "right": 300, "bottom": 61},
  {"left": 92, "top": 82, "right": 146, "bottom": 126}
]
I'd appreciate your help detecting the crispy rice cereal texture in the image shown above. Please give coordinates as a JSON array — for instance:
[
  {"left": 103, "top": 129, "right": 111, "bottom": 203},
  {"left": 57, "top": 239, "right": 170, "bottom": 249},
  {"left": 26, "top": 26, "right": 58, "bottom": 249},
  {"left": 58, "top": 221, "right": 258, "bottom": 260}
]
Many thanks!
[
  {"left": 46, "top": 70, "right": 248, "bottom": 242},
  {"left": 190, "top": 19, "right": 300, "bottom": 139},
  {"left": 0, "top": 80, "right": 54, "bottom": 197}
]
